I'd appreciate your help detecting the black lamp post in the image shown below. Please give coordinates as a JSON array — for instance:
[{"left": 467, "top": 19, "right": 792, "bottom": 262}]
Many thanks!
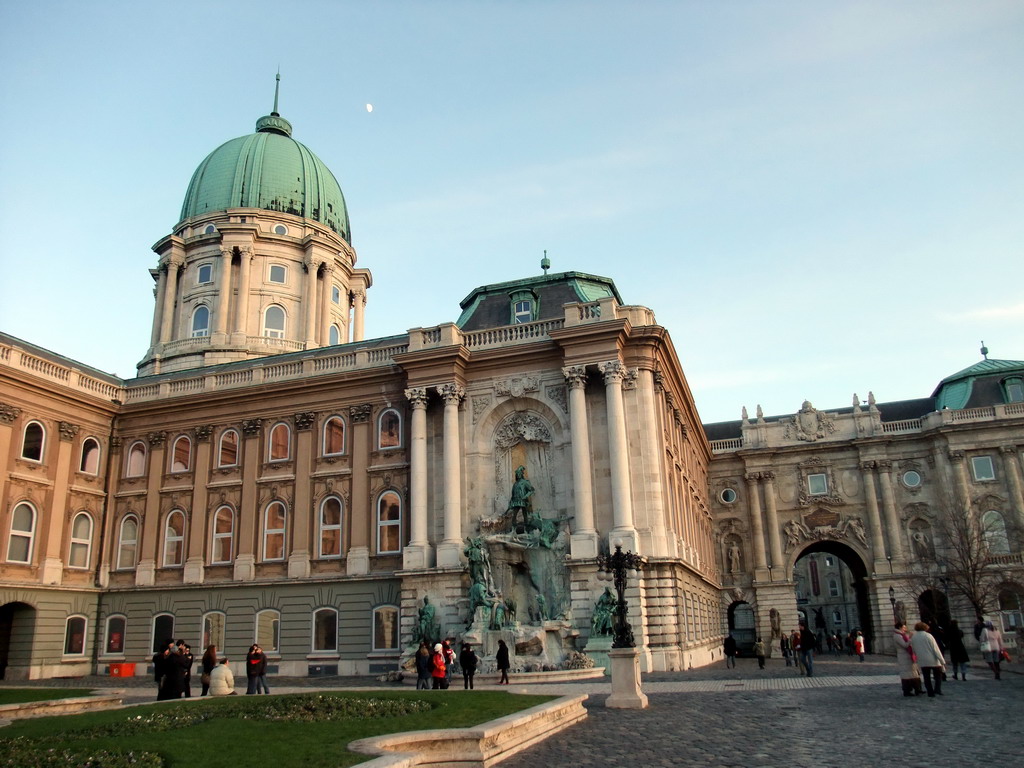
[{"left": 597, "top": 543, "right": 646, "bottom": 649}]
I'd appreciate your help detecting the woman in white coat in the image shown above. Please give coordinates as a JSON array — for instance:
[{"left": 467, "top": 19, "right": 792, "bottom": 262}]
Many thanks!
[
  {"left": 208, "top": 658, "right": 238, "bottom": 696},
  {"left": 909, "top": 622, "right": 946, "bottom": 697},
  {"left": 979, "top": 620, "right": 1005, "bottom": 680},
  {"left": 893, "top": 621, "right": 922, "bottom": 696}
]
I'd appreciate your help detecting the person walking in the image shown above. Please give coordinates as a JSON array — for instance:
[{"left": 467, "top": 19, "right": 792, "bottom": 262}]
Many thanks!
[
  {"left": 415, "top": 642, "right": 432, "bottom": 690},
  {"left": 893, "top": 621, "right": 922, "bottom": 697},
  {"left": 780, "top": 633, "right": 792, "bottom": 667},
  {"left": 854, "top": 631, "right": 865, "bottom": 662},
  {"left": 946, "top": 620, "right": 969, "bottom": 680},
  {"left": 209, "top": 658, "right": 237, "bottom": 696},
  {"left": 459, "top": 642, "right": 479, "bottom": 689},
  {"left": 177, "top": 641, "right": 193, "bottom": 697},
  {"left": 431, "top": 643, "right": 448, "bottom": 689},
  {"left": 724, "top": 633, "right": 737, "bottom": 669},
  {"left": 442, "top": 639, "right": 456, "bottom": 687},
  {"left": 798, "top": 623, "right": 817, "bottom": 677},
  {"left": 752, "top": 637, "right": 766, "bottom": 670},
  {"left": 979, "top": 620, "right": 1005, "bottom": 680},
  {"left": 910, "top": 621, "right": 946, "bottom": 697},
  {"left": 496, "top": 639, "right": 511, "bottom": 685},
  {"left": 200, "top": 644, "right": 217, "bottom": 696},
  {"left": 791, "top": 629, "right": 805, "bottom": 675}
]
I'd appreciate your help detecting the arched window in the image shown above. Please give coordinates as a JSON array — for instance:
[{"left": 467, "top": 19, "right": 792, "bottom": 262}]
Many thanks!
[
  {"left": 312, "top": 608, "right": 337, "bottom": 652},
  {"left": 322, "top": 416, "right": 345, "bottom": 456},
  {"left": 104, "top": 615, "right": 126, "bottom": 655},
  {"left": 218, "top": 429, "right": 238, "bottom": 467},
  {"left": 126, "top": 441, "right": 147, "bottom": 477},
  {"left": 263, "top": 501, "right": 287, "bottom": 561},
  {"left": 832, "top": 610, "right": 843, "bottom": 625},
  {"left": 64, "top": 616, "right": 87, "bottom": 656},
  {"left": 202, "top": 611, "right": 225, "bottom": 650},
  {"left": 319, "top": 496, "right": 343, "bottom": 558},
  {"left": 373, "top": 606, "right": 399, "bottom": 651},
  {"left": 263, "top": 305, "right": 286, "bottom": 338},
  {"left": 211, "top": 506, "right": 234, "bottom": 564},
  {"left": 191, "top": 305, "right": 210, "bottom": 337},
  {"left": 269, "top": 423, "right": 290, "bottom": 461},
  {"left": 331, "top": 285, "right": 341, "bottom": 304},
  {"left": 256, "top": 609, "right": 281, "bottom": 653},
  {"left": 983, "top": 511, "right": 1010, "bottom": 554},
  {"left": 378, "top": 409, "right": 401, "bottom": 449},
  {"left": 152, "top": 613, "right": 175, "bottom": 653},
  {"left": 377, "top": 491, "right": 402, "bottom": 554},
  {"left": 329, "top": 324, "right": 341, "bottom": 345},
  {"left": 163, "top": 510, "right": 185, "bottom": 567},
  {"left": 21, "top": 421, "right": 44, "bottom": 461},
  {"left": 7, "top": 502, "right": 36, "bottom": 563},
  {"left": 170, "top": 435, "right": 192, "bottom": 473},
  {"left": 80, "top": 437, "right": 100, "bottom": 474},
  {"left": 117, "top": 515, "right": 139, "bottom": 569},
  {"left": 68, "top": 512, "right": 93, "bottom": 569}
]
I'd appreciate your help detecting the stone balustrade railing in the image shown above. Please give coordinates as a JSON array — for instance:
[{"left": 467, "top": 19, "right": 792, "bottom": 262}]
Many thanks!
[{"left": 0, "top": 339, "right": 123, "bottom": 403}]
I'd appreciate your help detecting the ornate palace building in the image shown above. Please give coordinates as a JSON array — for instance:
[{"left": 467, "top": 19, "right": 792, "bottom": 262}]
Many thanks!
[{"left": 1, "top": 99, "right": 1021, "bottom": 680}]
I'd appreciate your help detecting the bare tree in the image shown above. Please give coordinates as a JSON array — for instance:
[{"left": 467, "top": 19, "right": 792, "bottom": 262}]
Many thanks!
[{"left": 899, "top": 492, "right": 1004, "bottom": 624}]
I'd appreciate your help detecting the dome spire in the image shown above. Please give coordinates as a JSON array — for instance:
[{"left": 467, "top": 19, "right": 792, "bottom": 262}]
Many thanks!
[{"left": 256, "top": 72, "right": 293, "bottom": 137}]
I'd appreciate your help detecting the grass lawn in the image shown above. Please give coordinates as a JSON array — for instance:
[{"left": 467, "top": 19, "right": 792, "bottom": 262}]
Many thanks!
[
  {"left": 0, "top": 688, "right": 91, "bottom": 705},
  {"left": 0, "top": 690, "right": 554, "bottom": 768}
]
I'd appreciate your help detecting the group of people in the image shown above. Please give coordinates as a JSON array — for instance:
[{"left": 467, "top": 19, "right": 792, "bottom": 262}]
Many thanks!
[
  {"left": 153, "top": 640, "right": 270, "bottom": 699},
  {"left": 893, "top": 617, "right": 1008, "bottom": 698},
  {"left": 414, "top": 638, "right": 510, "bottom": 689}
]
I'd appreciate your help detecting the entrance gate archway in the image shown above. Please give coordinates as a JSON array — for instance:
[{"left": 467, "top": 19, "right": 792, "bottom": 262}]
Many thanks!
[
  {"left": 792, "top": 541, "right": 875, "bottom": 653},
  {"left": 0, "top": 602, "right": 36, "bottom": 680},
  {"left": 727, "top": 601, "right": 756, "bottom": 653}
]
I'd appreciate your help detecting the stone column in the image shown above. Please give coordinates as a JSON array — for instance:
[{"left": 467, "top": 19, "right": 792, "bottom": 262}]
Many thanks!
[
  {"left": 213, "top": 246, "right": 233, "bottom": 339},
  {"left": 288, "top": 412, "right": 316, "bottom": 578},
  {"left": 347, "top": 405, "right": 372, "bottom": 575},
  {"left": 233, "top": 419, "right": 262, "bottom": 581},
  {"left": 40, "top": 421, "right": 79, "bottom": 585},
  {"left": 562, "top": 366, "right": 598, "bottom": 559},
  {"left": 150, "top": 268, "right": 167, "bottom": 347},
  {"left": 599, "top": 361, "right": 637, "bottom": 552},
  {"left": 761, "top": 471, "right": 784, "bottom": 569},
  {"left": 876, "top": 460, "right": 904, "bottom": 560},
  {"left": 136, "top": 431, "right": 166, "bottom": 586},
  {"left": 635, "top": 368, "right": 669, "bottom": 556},
  {"left": 231, "top": 246, "right": 252, "bottom": 343},
  {"left": 859, "top": 461, "right": 887, "bottom": 567},
  {"left": 351, "top": 288, "right": 366, "bottom": 342},
  {"left": 319, "top": 267, "right": 334, "bottom": 346},
  {"left": 436, "top": 383, "right": 465, "bottom": 567},
  {"left": 1000, "top": 446, "right": 1024, "bottom": 530},
  {"left": 403, "top": 388, "right": 433, "bottom": 569},
  {"left": 158, "top": 259, "right": 182, "bottom": 344},
  {"left": 303, "top": 257, "right": 319, "bottom": 348},
  {"left": 745, "top": 473, "right": 767, "bottom": 570},
  {"left": 184, "top": 425, "right": 213, "bottom": 584},
  {"left": 947, "top": 450, "right": 971, "bottom": 505},
  {"left": 0, "top": 405, "right": 21, "bottom": 517}
]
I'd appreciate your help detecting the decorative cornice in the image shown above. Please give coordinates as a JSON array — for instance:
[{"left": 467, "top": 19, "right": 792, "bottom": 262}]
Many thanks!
[
  {"left": 294, "top": 412, "right": 317, "bottom": 431},
  {"left": 561, "top": 366, "right": 588, "bottom": 390},
  {"left": 438, "top": 384, "right": 465, "bottom": 406},
  {"left": 241, "top": 419, "right": 263, "bottom": 436},
  {"left": 598, "top": 360, "right": 627, "bottom": 385},
  {"left": 947, "top": 450, "right": 965, "bottom": 463},
  {"left": 876, "top": 459, "right": 892, "bottom": 471},
  {"left": 59, "top": 422, "right": 80, "bottom": 441},
  {"left": 147, "top": 431, "right": 167, "bottom": 447},
  {"left": 0, "top": 404, "right": 22, "bottom": 424},
  {"left": 194, "top": 425, "right": 214, "bottom": 441},
  {"left": 350, "top": 404, "right": 372, "bottom": 423}
]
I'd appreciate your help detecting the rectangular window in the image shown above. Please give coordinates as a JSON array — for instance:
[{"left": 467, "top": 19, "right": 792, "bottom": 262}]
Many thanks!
[
  {"left": 269, "top": 265, "right": 287, "bottom": 284},
  {"left": 105, "top": 616, "right": 126, "bottom": 655},
  {"left": 197, "top": 264, "right": 213, "bottom": 284},
  {"left": 513, "top": 300, "right": 532, "bottom": 324},
  {"left": 808, "top": 473, "right": 828, "bottom": 495},
  {"left": 972, "top": 456, "right": 995, "bottom": 481}
]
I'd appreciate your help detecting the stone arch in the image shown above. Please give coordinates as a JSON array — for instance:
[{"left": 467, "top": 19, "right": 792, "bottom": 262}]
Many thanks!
[
  {"left": 727, "top": 600, "right": 756, "bottom": 652},
  {"left": 0, "top": 601, "right": 36, "bottom": 679},
  {"left": 791, "top": 540, "right": 875, "bottom": 653}
]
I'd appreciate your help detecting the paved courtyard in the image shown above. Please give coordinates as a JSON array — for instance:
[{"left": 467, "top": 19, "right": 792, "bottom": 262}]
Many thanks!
[{"left": 5, "top": 654, "right": 1020, "bottom": 766}]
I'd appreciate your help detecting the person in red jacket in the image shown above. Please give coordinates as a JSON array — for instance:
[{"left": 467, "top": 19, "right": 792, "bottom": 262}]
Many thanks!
[{"left": 431, "top": 643, "right": 448, "bottom": 689}]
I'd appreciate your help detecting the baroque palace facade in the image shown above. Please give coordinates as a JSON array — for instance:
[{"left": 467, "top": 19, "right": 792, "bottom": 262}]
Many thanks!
[
  {"left": 0, "top": 104, "right": 719, "bottom": 680},
  {"left": 2, "top": 102, "right": 1022, "bottom": 680}
]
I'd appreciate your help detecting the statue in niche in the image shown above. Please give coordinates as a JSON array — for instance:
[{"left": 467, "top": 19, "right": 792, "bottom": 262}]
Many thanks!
[
  {"left": 506, "top": 465, "right": 535, "bottom": 531},
  {"left": 417, "top": 596, "right": 436, "bottom": 645},
  {"left": 536, "top": 593, "right": 549, "bottom": 621},
  {"left": 489, "top": 592, "right": 507, "bottom": 630},
  {"left": 770, "top": 608, "right": 782, "bottom": 640},
  {"left": 912, "top": 530, "right": 932, "bottom": 558},
  {"left": 728, "top": 542, "right": 742, "bottom": 573},
  {"left": 591, "top": 587, "right": 616, "bottom": 636},
  {"left": 464, "top": 536, "right": 489, "bottom": 586}
]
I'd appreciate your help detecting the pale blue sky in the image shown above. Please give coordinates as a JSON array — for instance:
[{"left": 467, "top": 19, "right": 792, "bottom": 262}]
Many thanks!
[{"left": 1, "top": 1, "right": 1021, "bottom": 423}]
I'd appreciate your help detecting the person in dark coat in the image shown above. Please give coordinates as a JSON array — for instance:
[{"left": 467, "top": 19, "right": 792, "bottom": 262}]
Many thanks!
[
  {"left": 415, "top": 642, "right": 432, "bottom": 690},
  {"left": 459, "top": 642, "right": 479, "bottom": 689},
  {"left": 946, "top": 619, "right": 970, "bottom": 680},
  {"left": 245, "top": 644, "right": 269, "bottom": 694},
  {"left": 177, "top": 640, "right": 194, "bottom": 697},
  {"left": 724, "top": 633, "right": 738, "bottom": 668},
  {"left": 496, "top": 639, "right": 510, "bottom": 685},
  {"left": 156, "top": 640, "right": 189, "bottom": 700},
  {"left": 200, "top": 644, "right": 218, "bottom": 696},
  {"left": 798, "top": 623, "right": 817, "bottom": 677}
]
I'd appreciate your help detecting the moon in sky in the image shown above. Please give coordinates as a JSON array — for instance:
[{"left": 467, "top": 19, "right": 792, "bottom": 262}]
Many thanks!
[{"left": 366, "top": 103, "right": 373, "bottom": 113}]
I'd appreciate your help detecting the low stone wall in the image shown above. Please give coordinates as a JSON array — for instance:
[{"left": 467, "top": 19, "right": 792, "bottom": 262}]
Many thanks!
[
  {"left": 349, "top": 694, "right": 588, "bottom": 768},
  {"left": 0, "top": 693, "right": 122, "bottom": 720}
]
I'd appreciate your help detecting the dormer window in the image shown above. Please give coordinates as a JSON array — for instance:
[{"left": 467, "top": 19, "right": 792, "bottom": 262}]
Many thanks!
[
  {"left": 1003, "top": 377, "right": 1024, "bottom": 403},
  {"left": 513, "top": 300, "right": 533, "bottom": 324}
]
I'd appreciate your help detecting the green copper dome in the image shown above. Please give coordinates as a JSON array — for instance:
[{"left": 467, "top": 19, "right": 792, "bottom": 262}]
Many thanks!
[{"left": 180, "top": 112, "right": 351, "bottom": 241}]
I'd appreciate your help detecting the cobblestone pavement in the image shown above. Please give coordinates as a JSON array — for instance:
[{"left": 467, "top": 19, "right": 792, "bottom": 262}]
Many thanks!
[{"left": 3, "top": 654, "right": 1020, "bottom": 766}]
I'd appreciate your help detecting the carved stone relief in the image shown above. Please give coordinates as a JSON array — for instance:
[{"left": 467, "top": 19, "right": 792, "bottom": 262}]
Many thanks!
[{"left": 783, "top": 401, "right": 837, "bottom": 442}]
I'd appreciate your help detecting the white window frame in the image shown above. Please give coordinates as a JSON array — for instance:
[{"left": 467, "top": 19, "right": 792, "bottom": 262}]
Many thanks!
[
  {"left": 21, "top": 420, "right": 45, "bottom": 462},
  {"left": 117, "top": 515, "right": 139, "bottom": 570},
  {"left": 202, "top": 611, "right": 226, "bottom": 650},
  {"left": 263, "top": 305, "right": 286, "bottom": 338},
  {"left": 7, "top": 501, "right": 36, "bottom": 564},
  {"left": 376, "top": 490, "right": 402, "bottom": 554},
  {"left": 268, "top": 264, "right": 287, "bottom": 284},
  {"left": 972, "top": 455, "right": 995, "bottom": 482},
  {"left": 152, "top": 613, "right": 175, "bottom": 654},
  {"left": 211, "top": 506, "right": 234, "bottom": 564},
  {"left": 808, "top": 473, "right": 828, "bottom": 495},
  {"left": 191, "top": 305, "right": 210, "bottom": 338},
  {"left": 80, "top": 437, "right": 101, "bottom": 474},
  {"left": 312, "top": 607, "right": 338, "bottom": 653},
  {"left": 329, "top": 324, "right": 341, "bottom": 346},
  {"left": 125, "top": 441, "right": 147, "bottom": 477},
  {"left": 377, "top": 409, "right": 402, "bottom": 450},
  {"left": 983, "top": 510, "right": 1010, "bottom": 554},
  {"left": 318, "top": 496, "right": 344, "bottom": 559},
  {"left": 218, "top": 429, "right": 239, "bottom": 467},
  {"left": 64, "top": 615, "right": 88, "bottom": 656},
  {"left": 68, "top": 511, "right": 93, "bottom": 569},
  {"left": 322, "top": 416, "right": 345, "bottom": 456},
  {"left": 268, "top": 422, "right": 291, "bottom": 462},
  {"left": 104, "top": 614, "right": 127, "bottom": 656},
  {"left": 331, "top": 285, "right": 342, "bottom": 304},
  {"left": 163, "top": 510, "right": 186, "bottom": 568},
  {"left": 170, "top": 435, "right": 192, "bottom": 473},
  {"left": 513, "top": 299, "right": 532, "bottom": 324},
  {"left": 197, "top": 262, "right": 213, "bottom": 284},
  {"left": 372, "top": 605, "right": 400, "bottom": 651},
  {"left": 256, "top": 609, "right": 281, "bottom": 653},
  {"left": 263, "top": 501, "right": 287, "bottom": 562}
]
